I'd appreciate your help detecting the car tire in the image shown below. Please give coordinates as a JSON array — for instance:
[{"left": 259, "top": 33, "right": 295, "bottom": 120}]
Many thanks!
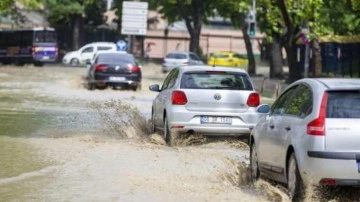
[
  {"left": 86, "top": 82, "right": 95, "bottom": 90},
  {"left": 131, "top": 86, "right": 137, "bottom": 91},
  {"left": 250, "top": 142, "right": 260, "bottom": 182},
  {"left": 164, "top": 116, "right": 174, "bottom": 146},
  {"left": 34, "top": 62, "right": 43, "bottom": 67},
  {"left": 70, "top": 58, "right": 79, "bottom": 66},
  {"left": 288, "top": 153, "right": 305, "bottom": 201},
  {"left": 97, "top": 86, "right": 107, "bottom": 90},
  {"left": 151, "top": 110, "right": 156, "bottom": 133}
]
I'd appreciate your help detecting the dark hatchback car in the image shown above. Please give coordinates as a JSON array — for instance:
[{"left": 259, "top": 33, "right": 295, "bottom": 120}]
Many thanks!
[{"left": 85, "top": 52, "right": 142, "bottom": 91}]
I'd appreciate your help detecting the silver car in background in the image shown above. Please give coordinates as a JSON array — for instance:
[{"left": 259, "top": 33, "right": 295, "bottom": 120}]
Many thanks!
[
  {"left": 162, "top": 51, "right": 204, "bottom": 73},
  {"left": 149, "top": 65, "right": 269, "bottom": 145},
  {"left": 250, "top": 78, "right": 360, "bottom": 200}
]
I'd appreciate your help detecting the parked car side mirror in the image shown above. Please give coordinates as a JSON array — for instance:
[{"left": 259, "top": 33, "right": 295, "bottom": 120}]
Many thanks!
[
  {"left": 256, "top": 104, "right": 271, "bottom": 114},
  {"left": 149, "top": 84, "right": 160, "bottom": 92}
]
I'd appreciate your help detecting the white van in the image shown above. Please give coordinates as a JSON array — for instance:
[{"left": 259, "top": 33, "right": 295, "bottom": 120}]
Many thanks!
[{"left": 62, "top": 42, "right": 117, "bottom": 66}]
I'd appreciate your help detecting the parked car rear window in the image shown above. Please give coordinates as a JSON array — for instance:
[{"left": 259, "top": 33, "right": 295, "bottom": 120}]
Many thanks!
[
  {"left": 327, "top": 91, "right": 360, "bottom": 118},
  {"left": 97, "top": 46, "right": 113, "bottom": 51},
  {"left": 97, "top": 53, "right": 135, "bottom": 64},
  {"left": 166, "top": 53, "right": 187, "bottom": 59},
  {"left": 180, "top": 72, "right": 253, "bottom": 90}
]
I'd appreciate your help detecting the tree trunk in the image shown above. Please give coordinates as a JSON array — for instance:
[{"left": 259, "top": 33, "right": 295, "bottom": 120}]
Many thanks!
[
  {"left": 277, "top": 0, "right": 302, "bottom": 83},
  {"left": 189, "top": 26, "right": 201, "bottom": 55},
  {"left": 71, "top": 14, "right": 84, "bottom": 50},
  {"left": 285, "top": 43, "right": 302, "bottom": 83},
  {"left": 268, "top": 37, "right": 284, "bottom": 79},
  {"left": 242, "top": 21, "right": 256, "bottom": 75},
  {"left": 188, "top": 0, "right": 203, "bottom": 56},
  {"left": 311, "top": 37, "right": 322, "bottom": 77},
  {"left": 176, "top": 0, "right": 203, "bottom": 56}
]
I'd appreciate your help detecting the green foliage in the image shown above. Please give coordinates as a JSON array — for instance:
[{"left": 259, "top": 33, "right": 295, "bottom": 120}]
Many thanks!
[
  {"left": 148, "top": 0, "right": 216, "bottom": 25},
  {"left": 0, "top": 0, "right": 14, "bottom": 14},
  {"left": 0, "top": 0, "right": 13, "bottom": 14},
  {"left": 46, "top": 0, "right": 100, "bottom": 23},
  {"left": 318, "top": 0, "right": 360, "bottom": 35},
  {"left": 213, "top": 0, "right": 246, "bottom": 27},
  {"left": 17, "top": 0, "right": 43, "bottom": 9},
  {"left": 46, "top": 0, "right": 84, "bottom": 22},
  {"left": 351, "top": 0, "right": 360, "bottom": 11},
  {"left": 0, "top": 0, "right": 42, "bottom": 14}
]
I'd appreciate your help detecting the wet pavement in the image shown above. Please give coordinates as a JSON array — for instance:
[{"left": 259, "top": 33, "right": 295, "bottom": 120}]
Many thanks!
[{"left": 0, "top": 64, "right": 358, "bottom": 202}]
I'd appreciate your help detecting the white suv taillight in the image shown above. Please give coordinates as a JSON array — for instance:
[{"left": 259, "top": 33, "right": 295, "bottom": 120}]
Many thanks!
[
  {"left": 172, "top": 90, "right": 187, "bottom": 105},
  {"left": 247, "top": 92, "right": 260, "bottom": 107},
  {"left": 307, "top": 92, "right": 328, "bottom": 136}
]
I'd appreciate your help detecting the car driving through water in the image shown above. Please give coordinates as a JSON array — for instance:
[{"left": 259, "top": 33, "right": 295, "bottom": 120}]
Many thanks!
[{"left": 149, "top": 65, "right": 269, "bottom": 145}]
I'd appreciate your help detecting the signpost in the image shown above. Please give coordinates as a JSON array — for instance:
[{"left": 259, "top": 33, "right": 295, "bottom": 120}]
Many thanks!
[{"left": 121, "top": 1, "right": 148, "bottom": 36}]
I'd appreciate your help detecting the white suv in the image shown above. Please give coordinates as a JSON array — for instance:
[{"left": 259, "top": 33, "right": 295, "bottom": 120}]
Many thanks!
[{"left": 62, "top": 42, "right": 116, "bottom": 66}]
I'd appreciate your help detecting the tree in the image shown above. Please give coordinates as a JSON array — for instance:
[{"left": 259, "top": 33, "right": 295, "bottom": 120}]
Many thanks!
[
  {"left": 256, "top": 0, "right": 285, "bottom": 79},
  {"left": 1, "top": 0, "right": 44, "bottom": 26},
  {"left": 0, "top": 0, "right": 42, "bottom": 13},
  {"left": 46, "top": 0, "right": 105, "bottom": 50},
  {"left": 148, "top": 0, "right": 215, "bottom": 56},
  {"left": 0, "top": 0, "right": 13, "bottom": 14},
  {"left": 215, "top": 1, "right": 257, "bottom": 75},
  {"left": 253, "top": 0, "right": 325, "bottom": 83}
]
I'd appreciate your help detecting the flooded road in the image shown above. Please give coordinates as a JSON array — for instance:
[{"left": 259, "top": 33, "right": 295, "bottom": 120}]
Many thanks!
[{"left": 0, "top": 64, "right": 357, "bottom": 202}]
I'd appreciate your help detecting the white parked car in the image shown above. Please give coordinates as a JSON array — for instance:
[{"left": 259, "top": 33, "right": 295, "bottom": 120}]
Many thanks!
[
  {"left": 62, "top": 42, "right": 116, "bottom": 66},
  {"left": 162, "top": 51, "right": 204, "bottom": 73},
  {"left": 250, "top": 78, "right": 360, "bottom": 200}
]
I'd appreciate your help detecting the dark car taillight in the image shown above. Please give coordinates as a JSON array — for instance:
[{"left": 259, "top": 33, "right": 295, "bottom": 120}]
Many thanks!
[
  {"left": 95, "top": 64, "right": 108, "bottom": 72},
  {"left": 127, "top": 64, "right": 141, "bottom": 73},
  {"left": 307, "top": 92, "right": 328, "bottom": 136},
  {"left": 172, "top": 90, "right": 187, "bottom": 105},
  {"left": 247, "top": 93, "right": 260, "bottom": 107}
]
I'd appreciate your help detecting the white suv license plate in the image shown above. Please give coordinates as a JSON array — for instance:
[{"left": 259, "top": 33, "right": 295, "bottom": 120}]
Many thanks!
[
  {"left": 109, "top": 77, "right": 125, "bottom": 81},
  {"left": 200, "top": 116, "right": 232, "bottom": 124}
]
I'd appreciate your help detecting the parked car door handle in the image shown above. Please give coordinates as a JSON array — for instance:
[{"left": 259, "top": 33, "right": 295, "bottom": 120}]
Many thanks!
[{"left": 285, "top": 127, "right": 291, "bottom": 131}]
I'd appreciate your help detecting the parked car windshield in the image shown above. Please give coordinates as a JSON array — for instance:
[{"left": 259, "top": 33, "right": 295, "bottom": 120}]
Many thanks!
[
  {"left": 180, "top": 71, "right": 253, "bottom": 90},
  {"left": 97, "top": 53, "right": 135, "bottom": 64},
  {"left": 327, "top": 91, "right": 360, "bottom": 118},
  {"left": 166, "top": 53, "right": 187, "bottom": 59}
]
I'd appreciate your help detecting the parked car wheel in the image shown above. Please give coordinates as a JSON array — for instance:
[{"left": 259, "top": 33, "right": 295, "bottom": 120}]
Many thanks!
[
  {"left": 288, "top": 153, "right": 304, "bottom": 201},
  {"left": 164, "top": 116, "right": 174, "bottom": 146},
  {"left": 70, "top": 58, "right": 79, "bottom": 66},
  {"left": 86, "top": 82, "right": 95, "bottom": 90},
  {"left": 250, "top": 142, "right": 260, "bottom": 182},
  {"left": 34, "top": 62, "right": 43, "bottom": 67}
]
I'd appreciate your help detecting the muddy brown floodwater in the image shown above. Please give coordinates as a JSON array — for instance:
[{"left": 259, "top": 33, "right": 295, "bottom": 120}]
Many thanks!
[{"left": 0, "top": 64, "right": 357, "bottom": 202}]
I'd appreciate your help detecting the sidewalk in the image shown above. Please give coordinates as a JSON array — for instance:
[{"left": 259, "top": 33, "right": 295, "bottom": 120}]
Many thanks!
[{"left": 250, "top": 63, "right": 289, "bottom": 102}]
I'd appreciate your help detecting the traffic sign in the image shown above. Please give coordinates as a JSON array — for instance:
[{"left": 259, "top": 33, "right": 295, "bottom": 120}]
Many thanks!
[
  {"left": 116, "top": 40, "right": 128, "bottom": 51},
  {"left": 121, "top": 1, "right": 148, "bottom": 36},
  {"left": 121, "top": 28, "right": 147, "bottom": 35}
]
